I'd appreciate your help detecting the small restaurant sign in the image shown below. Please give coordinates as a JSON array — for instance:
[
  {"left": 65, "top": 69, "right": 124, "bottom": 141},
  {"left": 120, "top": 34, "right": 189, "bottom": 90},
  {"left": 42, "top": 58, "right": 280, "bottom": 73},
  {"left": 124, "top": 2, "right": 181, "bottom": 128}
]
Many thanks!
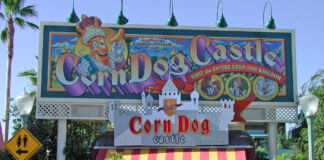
[{"left": 109, "top": 78, "right": 235, "bottom": 146}]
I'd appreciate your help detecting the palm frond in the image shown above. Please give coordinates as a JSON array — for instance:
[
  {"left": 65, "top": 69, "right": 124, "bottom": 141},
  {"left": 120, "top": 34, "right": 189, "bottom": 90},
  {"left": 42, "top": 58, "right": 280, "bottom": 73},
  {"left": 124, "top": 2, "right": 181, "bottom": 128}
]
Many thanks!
[
  {"left": 0, "top": 13, "right": 5, "bottom": 19},
  {"left": 18, "top": 69, "right": 37, "bottom": 77},
  {"left": 1, "top": 27, "right": 8, "bottom": 43},
  {"left": 2, "top": 0, "right": 13, "bottom": 8},
  {"left": 18, "top": 69, "right": 37, "bottom": 86},
  {"left": 29, "top": 91, "right": 36, "bottom": 97},
  {"left": 301, "top": 69, "right": 324, "bottom": 94},
  {"left": 311, "top": 74, "right": 321, "bottom": 81},
  {"left": 14, "top": 17, "right": 25, "bottom": 27},
  {"left": 30, "top": 77, "right": 37, "bottom": 86},
  {"left": 3, "top": 0, "right": 23, "bottom": 14},
  {"left": 19, "top": 5, "right": 37, "bottom": 17},
  {"left": 319, "top": 69, "right": 324, "bottom": 75},
  {"left": 301, "top": 81, "right": 309, "bottom": 95},
  {"left": 26, "top": 21, "right": 38, "bottom": 30},
  {"left": 3, "top": 0, "right": 35, "bottom": 18},
  {"left": 15, "top": 0, "right": 25, "bottom": 13}
]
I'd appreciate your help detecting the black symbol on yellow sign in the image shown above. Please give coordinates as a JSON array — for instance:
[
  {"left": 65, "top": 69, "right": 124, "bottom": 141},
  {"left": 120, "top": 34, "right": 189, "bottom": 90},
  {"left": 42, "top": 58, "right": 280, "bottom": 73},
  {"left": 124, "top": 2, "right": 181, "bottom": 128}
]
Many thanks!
[
  {"left": 17, "top": 135, "right": 21, "bottom": 148},
  {"left": 16, "top": 135, "right": 29, "bottom": 155},
  {"left": 5, "top": 127, "right": 42, "bottom": 160},
  {"left": 16, "top": 148, "right": 28, "bottom": 155}
]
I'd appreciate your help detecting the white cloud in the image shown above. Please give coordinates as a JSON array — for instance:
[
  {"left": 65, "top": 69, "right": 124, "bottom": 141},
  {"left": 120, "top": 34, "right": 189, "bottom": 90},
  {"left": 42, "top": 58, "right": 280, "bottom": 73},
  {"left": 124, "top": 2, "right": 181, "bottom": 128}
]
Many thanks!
[
  {"left": 52, "top": 42, "right": 74, "bottom": 51},
  {"left": 71, "top": 37, "right": 79, "bottom": 42},
  {"left": 239, "top": 42, "right": 247, "bottom": 46},
  {"left": 264, "top": 41, "right": 273, "bottom": 46},
  {"left": 213, "top": 39, "right": 224, "bottom": 44}
]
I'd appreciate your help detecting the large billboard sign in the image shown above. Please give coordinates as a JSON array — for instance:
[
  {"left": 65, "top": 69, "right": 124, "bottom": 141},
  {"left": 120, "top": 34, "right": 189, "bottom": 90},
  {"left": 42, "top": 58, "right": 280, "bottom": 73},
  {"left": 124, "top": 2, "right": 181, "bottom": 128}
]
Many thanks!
[{"left": 37, "top": 15, "right": 296, "bottom": 107}]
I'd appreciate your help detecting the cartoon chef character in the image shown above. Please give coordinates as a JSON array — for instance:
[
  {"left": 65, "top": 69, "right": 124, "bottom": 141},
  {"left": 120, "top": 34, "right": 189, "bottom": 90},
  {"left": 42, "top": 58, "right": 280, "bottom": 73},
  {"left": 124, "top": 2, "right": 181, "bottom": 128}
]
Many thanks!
[{"left": 76, "top": 15, "right": 125, "bottom": 76}]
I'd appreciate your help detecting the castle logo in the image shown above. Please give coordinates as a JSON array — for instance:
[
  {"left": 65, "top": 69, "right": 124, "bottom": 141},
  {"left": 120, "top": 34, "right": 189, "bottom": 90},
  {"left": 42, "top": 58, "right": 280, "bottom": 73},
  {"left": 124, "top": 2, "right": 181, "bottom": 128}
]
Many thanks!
[{"left": 162, "top": 99, "right": 178, "bottom": 117}]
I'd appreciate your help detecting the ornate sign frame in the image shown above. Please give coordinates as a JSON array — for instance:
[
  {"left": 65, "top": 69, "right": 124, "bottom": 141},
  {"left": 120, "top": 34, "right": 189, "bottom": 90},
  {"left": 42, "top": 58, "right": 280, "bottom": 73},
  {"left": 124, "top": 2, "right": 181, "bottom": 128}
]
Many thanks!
[{"left": 36, "top": 21, "right": 297, "bottom": 122}]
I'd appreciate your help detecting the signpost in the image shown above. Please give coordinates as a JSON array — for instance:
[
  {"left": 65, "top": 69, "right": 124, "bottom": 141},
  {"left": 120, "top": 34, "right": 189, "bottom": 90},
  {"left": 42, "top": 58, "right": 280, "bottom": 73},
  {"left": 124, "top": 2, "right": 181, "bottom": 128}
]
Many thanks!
[{"left": 5, "top": 127, "right": 42, "bottom": 160}]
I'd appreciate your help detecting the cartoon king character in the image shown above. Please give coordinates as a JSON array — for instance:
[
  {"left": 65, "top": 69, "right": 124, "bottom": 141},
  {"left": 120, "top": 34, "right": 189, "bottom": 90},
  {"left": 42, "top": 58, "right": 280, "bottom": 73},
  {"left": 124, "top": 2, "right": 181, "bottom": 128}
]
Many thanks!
[
  {"left": 260, "top": 79, "right": 273, "bottom": 97},
  {"left": 229, "top": 77, "right": 246, "bottom": 97},
  {"left": 76, "top": 15, "right": 125, "bottom": 76},
  {"left": 201, "top": 76, "right": 220, "bottom": 96}
]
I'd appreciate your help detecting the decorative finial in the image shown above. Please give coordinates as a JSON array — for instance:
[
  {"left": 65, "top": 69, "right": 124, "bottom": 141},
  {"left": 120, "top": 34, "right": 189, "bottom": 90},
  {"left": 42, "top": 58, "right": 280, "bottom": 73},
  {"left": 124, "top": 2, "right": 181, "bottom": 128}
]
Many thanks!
[
  {"left": 215, "top": 0, "right": 228, "bottom": 28},
  {"left": 67, "top": 0, "right": 80, "bottom": 23},
  {"left": 263, "top": 1, "right": 276, "bottom": 29},
  {"left": 117, "top": 0, "right": 129, "bottom": 25},
  {"left": 166, "top": 0, "right": 178, "bottom": 26}
]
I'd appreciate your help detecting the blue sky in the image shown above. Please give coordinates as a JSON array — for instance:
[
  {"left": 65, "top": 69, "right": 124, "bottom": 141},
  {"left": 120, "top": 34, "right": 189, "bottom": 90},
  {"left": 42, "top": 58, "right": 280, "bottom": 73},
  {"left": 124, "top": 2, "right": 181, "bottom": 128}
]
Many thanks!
[{"left": 0, "top": 0, "right": 323, "bottom": 137}]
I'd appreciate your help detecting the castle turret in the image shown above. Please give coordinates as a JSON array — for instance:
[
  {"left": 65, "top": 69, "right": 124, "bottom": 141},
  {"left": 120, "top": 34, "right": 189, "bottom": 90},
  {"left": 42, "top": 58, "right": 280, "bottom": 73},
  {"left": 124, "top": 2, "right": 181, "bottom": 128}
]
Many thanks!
[
  {"left": 171, "top": 47, "right": 176, "bottom": 56},
  {"left": 191, "top": 84, "right": 199, "bottom": 106},
  {"left": 162, "top": 78, "right": 178, "bottom": 93},
  {"left": 141, "top": 91, "right": 146, "bottom": 107},
  {"left": 159, "top": 78, "right": 181, "bottom": 107},
  {"left": 146, "top": 93, "right": 153, "bottom": 107}
]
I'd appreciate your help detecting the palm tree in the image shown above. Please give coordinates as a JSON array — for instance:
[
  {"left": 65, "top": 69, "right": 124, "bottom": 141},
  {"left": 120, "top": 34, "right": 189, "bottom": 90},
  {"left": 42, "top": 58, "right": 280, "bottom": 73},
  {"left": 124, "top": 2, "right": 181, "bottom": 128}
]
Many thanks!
[
  {"left": 17, "top": 69, "right": 37, "bottom": 97},
  {"left": 301, "top": 69, "right": 324, "bottom": 94},
  {"left": 0, "top": 0, "right": 38, "bottom": 142}
]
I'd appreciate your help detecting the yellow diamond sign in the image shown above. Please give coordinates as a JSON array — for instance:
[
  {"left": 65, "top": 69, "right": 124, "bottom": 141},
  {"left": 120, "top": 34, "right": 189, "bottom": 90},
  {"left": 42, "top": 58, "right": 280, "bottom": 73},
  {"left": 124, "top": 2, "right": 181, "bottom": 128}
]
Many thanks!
[{"left": 5, "top": 127, "right": 42, "bottom": 160}]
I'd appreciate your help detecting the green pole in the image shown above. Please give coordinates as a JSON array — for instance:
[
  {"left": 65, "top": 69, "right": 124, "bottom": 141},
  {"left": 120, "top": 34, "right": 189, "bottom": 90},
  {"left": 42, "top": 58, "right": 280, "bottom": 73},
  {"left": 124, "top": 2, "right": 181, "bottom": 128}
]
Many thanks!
[
  {"left": 306, "top": 116, "right": 314, "bottom": 160},
  {"left": 21, "top": 115, "right": 28, "bottom": 127}
]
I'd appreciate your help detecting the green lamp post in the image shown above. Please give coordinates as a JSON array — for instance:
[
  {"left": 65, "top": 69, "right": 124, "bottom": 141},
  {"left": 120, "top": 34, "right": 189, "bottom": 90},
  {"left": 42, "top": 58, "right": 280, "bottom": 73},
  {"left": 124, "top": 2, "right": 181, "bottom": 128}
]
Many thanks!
[
  {"left": 166, "top": 0, "right": 178, "bottom": 26},
  {"left": 263, "top": 1, "right": 276, "bottom": 29},
  {"left": 215, "top": 0, "right": 228, "bottom": 28},
  {"left": 67, "top": 0, "right": 80, "bottom": 23},
  {"left": 117, "top": 0, "right": 129, "bottom": 25},
  {"left": 300, "top": 91, "right": 319, "bottom": 160}
]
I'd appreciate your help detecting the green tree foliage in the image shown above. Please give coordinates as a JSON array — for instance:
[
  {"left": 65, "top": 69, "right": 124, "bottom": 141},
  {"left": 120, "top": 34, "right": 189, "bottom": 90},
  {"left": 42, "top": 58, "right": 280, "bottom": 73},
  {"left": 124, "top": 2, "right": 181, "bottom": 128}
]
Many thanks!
[
  {"left": 255, "top": 69, "right": 323, "bottom": 160},
  {"left": 17, "top": 69, "right": 37, "bottom": 96},
  {"left": 65, "top": 121, "right": 105, "bottom": 159},
  {"left": 301, "top": 69, "right": 324, "bottom": 94},
  {"left": 290, "top": 69, "right": 324, "bottom": 160},
  {"left": 1, "top": 0, "right": 38, "bottom": 143},
  {"left": 23, "top": 102, "right": 58, "bottom": 160},
  {"left": 277, "top": 123, "right": 290, "bottom": 150},
  {"left": 273, "top": 153, "right": 303, "bottom": 160},
  {"left": 108, "top": 151, "right": 123, "bottom": 160},
  {"left": 1, "top": 68, "right": 106, "bottom": 159}
]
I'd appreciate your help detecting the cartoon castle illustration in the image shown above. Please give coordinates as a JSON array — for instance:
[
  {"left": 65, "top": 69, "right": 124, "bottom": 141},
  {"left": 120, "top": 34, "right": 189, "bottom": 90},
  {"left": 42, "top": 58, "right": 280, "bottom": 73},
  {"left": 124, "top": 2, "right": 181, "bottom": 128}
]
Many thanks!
[
  {"left": 109, "top": 77, "right": 235, "bottom": 130},
  {"left": 109, "top": 77, "right": 235, "bottom": 146},
  {"left": 141, "top": 78, "right": 199, "bottom": 111}
]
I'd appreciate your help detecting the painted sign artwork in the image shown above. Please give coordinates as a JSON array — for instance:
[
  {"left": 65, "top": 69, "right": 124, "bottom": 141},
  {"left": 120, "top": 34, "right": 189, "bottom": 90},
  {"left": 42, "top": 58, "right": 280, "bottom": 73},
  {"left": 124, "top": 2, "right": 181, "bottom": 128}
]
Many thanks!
[{"left": 41, "top": 15, "right": 295, "bottom": 103}]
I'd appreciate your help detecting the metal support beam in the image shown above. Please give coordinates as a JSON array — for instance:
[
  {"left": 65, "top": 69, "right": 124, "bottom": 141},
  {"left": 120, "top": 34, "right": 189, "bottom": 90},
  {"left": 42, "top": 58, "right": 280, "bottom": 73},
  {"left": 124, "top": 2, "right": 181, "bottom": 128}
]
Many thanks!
[
  {"left": 57, "top": 119, "right": 67, "bottom": 160},
  {"left": 268, "top": 122, "right": 277, "bottom": 160}
]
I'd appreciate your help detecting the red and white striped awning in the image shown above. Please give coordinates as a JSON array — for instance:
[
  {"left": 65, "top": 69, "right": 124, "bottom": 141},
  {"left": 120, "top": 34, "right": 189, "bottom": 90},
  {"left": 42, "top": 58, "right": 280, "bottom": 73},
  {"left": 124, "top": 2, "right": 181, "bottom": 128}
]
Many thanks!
[{"left": 95, "top": 148, "right": 247, "bottom": 160}]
